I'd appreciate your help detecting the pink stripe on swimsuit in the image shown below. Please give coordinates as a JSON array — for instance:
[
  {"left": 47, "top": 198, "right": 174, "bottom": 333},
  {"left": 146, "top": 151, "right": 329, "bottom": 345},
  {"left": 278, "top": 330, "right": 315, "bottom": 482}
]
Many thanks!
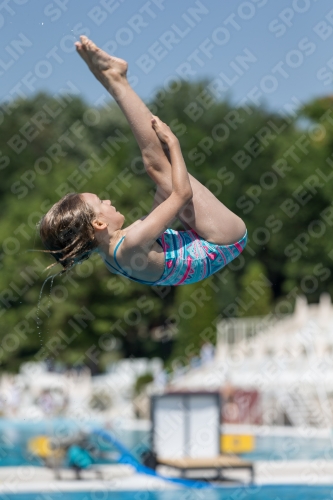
[{"left": 154, "top": 229, "right": 248, "bottom": 286}]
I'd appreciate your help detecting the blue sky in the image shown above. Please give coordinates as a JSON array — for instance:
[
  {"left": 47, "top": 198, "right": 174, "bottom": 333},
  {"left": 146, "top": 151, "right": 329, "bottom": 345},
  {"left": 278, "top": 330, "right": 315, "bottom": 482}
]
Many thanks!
[{"left": 1, "top": 0, "right": 333, "bottom": 111}]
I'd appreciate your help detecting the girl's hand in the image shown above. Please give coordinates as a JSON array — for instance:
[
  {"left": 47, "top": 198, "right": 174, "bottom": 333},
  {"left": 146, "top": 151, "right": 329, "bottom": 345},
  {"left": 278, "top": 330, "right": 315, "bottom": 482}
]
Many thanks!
[{"left": 151, "top": 116, "right": 178, "bottom": 145}]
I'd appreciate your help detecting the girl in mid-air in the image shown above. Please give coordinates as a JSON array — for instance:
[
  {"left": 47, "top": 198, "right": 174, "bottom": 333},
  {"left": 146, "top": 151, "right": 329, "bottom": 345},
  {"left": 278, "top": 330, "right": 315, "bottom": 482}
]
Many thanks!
[{"left": 40, "top": 36, "right": 247, "bottom": 286}]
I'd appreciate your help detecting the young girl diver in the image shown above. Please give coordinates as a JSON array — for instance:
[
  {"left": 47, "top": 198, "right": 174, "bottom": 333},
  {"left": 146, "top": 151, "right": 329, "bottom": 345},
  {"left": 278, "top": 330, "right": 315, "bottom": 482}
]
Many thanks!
[{"left": 39, "top": 36, "right": 247, "bottom": 287}]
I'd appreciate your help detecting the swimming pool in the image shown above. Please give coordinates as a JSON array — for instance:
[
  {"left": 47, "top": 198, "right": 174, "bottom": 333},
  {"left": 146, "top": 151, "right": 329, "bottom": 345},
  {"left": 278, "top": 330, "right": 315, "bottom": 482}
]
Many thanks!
[
  {"left": 1, "top": 418, "right": 333, "bottom": 466},
  {"left": 4, "top": 485, "right": 333, "bottom": 500},
  {"left": 243, "top": 433, "right": 333, "bottom": 461},
  {"left": 2, "top": 419, "right": 333, "bottom": 500}
]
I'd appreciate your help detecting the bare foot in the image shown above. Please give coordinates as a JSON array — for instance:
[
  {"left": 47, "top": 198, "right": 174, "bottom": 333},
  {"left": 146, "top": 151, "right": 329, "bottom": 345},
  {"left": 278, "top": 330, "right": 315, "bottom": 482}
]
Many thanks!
[{"left": 75, "top": 36, "right": 128, "bottom": 90}]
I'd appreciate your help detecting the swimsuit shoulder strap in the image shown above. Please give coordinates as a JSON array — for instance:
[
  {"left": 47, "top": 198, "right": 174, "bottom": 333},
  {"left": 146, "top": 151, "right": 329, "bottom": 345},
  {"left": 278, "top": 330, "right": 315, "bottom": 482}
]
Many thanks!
[
  {"left": 113, "top": 235, "right": 126, "bottom": 272},
  {"left": 104, "top": 235, "right": 158, "bottom": 285},
  {"left": 102, "top": 236, "right": 126, "bottom": 275},
  {"left": 113, "top": 235, "right": 143, "bottom": 282}
]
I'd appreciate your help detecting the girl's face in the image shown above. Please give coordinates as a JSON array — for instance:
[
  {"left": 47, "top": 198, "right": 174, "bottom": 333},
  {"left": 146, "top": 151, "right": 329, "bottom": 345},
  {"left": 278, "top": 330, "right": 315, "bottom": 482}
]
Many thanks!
[{"left": 81, "top": 193, "right": 125, "bottom": 229}]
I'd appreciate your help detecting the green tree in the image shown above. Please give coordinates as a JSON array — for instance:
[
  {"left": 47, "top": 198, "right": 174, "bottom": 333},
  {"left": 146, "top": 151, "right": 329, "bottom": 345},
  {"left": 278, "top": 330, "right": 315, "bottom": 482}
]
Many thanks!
[{"left": 0, "top": 84, "right": 332, "bottom": 371}]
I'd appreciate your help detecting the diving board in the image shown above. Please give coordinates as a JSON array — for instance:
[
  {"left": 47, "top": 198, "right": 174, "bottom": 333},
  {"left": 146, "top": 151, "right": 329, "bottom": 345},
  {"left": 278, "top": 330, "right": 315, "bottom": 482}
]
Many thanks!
[{"left": 157, "top": 455, "right": 254, "bottom": 482}]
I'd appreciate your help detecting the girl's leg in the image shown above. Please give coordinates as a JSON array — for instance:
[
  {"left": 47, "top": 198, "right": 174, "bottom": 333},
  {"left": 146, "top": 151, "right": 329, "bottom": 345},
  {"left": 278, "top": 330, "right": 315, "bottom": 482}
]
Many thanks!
[
  {"left": 77, "top": 37, "right": 246, "bottom": 245},
  {"left": 76, "top": 37, "right": 171, "bottom": 189}
]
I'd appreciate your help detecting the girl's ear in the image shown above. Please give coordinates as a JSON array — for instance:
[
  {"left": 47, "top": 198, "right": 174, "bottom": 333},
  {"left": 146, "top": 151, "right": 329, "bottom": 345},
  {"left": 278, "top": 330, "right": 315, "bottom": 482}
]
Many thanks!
[{"left": 92, "top": 218, "right": 108, "bottom": 231}]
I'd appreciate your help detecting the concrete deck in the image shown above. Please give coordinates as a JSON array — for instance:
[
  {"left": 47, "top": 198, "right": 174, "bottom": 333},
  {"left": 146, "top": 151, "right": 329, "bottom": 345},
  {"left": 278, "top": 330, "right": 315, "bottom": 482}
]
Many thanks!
[
  {"left": 0, "top": 461, "right": 333, "bottom": 493},
  {"left": 0, "top": 465, "right": 176, "bottom": 493}
]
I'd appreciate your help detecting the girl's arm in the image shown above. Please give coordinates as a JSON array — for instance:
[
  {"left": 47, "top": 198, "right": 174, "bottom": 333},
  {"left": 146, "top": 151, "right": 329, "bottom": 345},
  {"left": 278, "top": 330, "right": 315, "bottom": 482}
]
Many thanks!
[{"left": 124, "top": 116, "right": 193, "bottom": 249}]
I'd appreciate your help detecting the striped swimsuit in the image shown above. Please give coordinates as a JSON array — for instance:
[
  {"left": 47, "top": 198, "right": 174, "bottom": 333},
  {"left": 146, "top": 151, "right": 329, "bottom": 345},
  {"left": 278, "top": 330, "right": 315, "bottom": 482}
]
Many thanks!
[{"left": 103, "top": 229, "right": 248, "bottom": 287}]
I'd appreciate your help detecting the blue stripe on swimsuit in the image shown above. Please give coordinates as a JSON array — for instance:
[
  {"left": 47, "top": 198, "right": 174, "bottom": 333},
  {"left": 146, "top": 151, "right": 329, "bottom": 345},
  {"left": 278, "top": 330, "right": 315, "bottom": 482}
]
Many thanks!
[{"left": 103, "top": 229, "right": 247, "bottom": 286}]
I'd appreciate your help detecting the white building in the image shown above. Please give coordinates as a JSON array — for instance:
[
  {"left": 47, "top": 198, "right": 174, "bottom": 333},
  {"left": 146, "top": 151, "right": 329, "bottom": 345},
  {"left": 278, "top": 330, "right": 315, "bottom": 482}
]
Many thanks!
[{"left": 168, "top": 294, "right": 333, "bottom": 427}]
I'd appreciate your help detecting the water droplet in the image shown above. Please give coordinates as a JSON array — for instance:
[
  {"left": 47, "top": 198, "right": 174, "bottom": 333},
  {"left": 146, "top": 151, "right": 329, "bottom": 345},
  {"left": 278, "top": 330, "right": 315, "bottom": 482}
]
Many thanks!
[{"left": 36, "top": 275, "right": 56, "bottom": 352}]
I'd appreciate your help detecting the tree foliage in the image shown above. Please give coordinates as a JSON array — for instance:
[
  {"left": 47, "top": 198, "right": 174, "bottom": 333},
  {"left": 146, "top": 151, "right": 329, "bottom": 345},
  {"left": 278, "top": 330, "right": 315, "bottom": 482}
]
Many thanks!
[{"left": 0, "top": 83, "right": 332, "bottom": 371}]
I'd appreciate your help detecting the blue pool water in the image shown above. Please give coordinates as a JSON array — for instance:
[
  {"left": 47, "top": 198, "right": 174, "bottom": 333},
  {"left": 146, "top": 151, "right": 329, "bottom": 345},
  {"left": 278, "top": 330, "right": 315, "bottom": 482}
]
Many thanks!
[
  {"left": 2, "top": 420, "right": 333, "bottom": 499},
  {"left": 2, "top": 418, "right": 333, "bottom": 465},
  {"left": 4, "top": 486, "right": 333, "bottom": 500},
  {"left": 243, "top": 433, "right": 333, "bottom": 461},
  {"left": 0, "top": 419, "right": 149, "bottom": 466}
]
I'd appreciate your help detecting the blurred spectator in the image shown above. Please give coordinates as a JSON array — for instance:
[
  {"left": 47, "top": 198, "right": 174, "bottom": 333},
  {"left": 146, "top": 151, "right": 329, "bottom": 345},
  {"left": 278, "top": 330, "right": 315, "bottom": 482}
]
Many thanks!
[{"left": 200, "top": 342, "right": 215, "bottom": 365}]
